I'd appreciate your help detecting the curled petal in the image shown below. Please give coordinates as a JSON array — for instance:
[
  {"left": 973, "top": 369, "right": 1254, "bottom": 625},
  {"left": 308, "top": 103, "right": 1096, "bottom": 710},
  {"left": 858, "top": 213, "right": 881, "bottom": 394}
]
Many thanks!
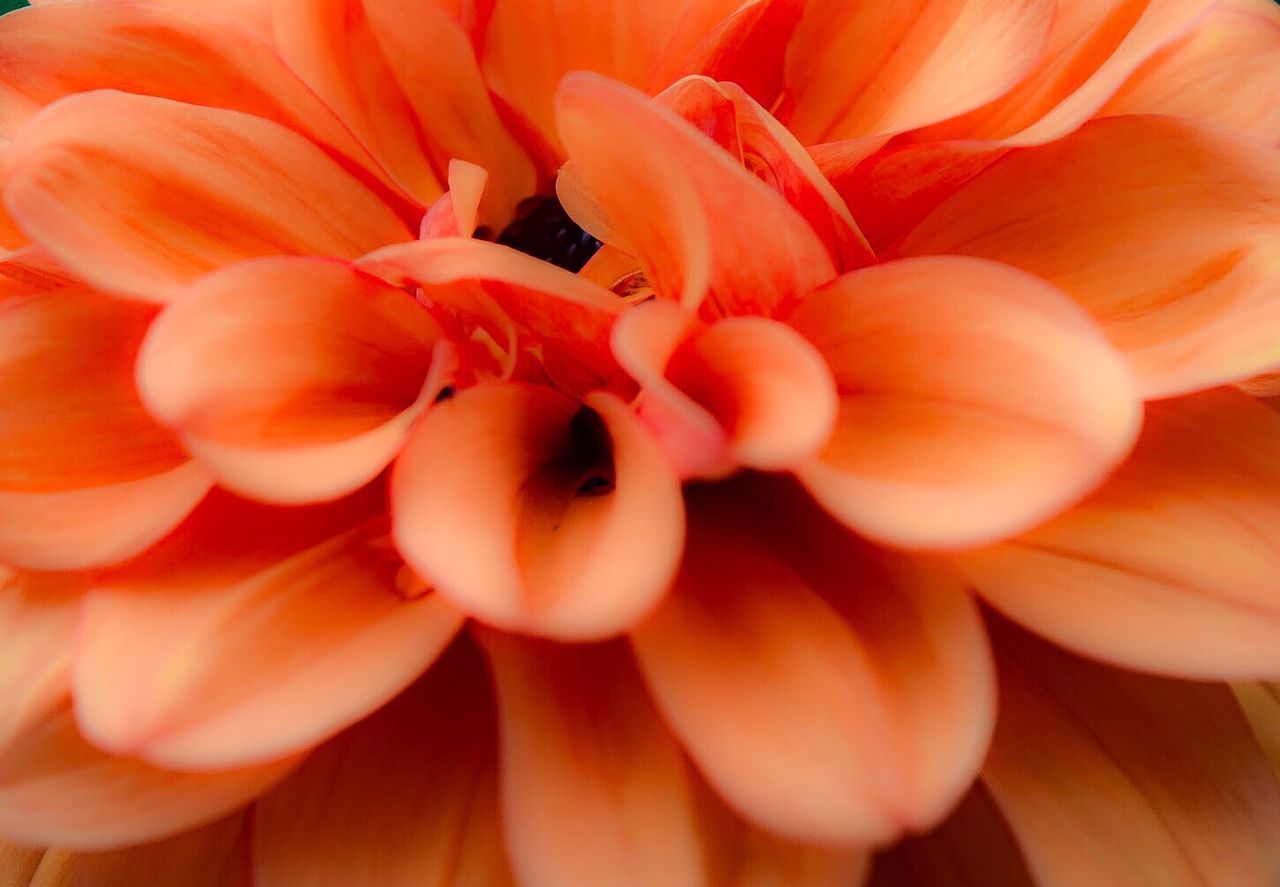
[
  {"left": 421, "top": 160, "right": 489, "bottom": 239},
  {"left": 788, "top": 257, "right": 1141, "bottom": 550},
  {"left": 677, "top": 0, "right": 806, "bottom": 109},
  {"left": 632, "top": 478, "right": 995, "bottom": 845},
  {"left": 479, "top": 632, "right": 704, "bottom": 887},
  {"left": 138, "top": 257, "right": 446, "bottom": 505},
  {"left": 958, "top": 390, "right": 1280, "bottom": 679},
  {"left": 4, "top": 91, "right": 412, "bottom": 302},
  {"left": 73, "top": 492, "right": 464, "bottom": 770},
  {"left": 392, "top": 384, "right": 684, "bottom": 640}
]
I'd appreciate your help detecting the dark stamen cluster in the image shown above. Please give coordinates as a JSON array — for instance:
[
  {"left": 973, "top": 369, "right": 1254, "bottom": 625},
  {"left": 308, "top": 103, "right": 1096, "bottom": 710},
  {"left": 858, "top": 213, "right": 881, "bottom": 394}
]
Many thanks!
[{"left": 497, "top": 196, "right": 602, "bottom": 273}]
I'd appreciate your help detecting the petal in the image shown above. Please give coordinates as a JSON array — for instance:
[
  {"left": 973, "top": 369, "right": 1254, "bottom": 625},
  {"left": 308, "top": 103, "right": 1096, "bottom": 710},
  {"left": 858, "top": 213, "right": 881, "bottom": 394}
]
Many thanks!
[
  {"left": 4, "top": 91, "right": 412, "bottom": 302},
  {"left": 1100, "top": 0, "right": 1280, "bottom": 144},
  {"left": 0, "top": 705, "right": 298, "bottom": 850},
  {"left": 957, "top": 389, "right": 1280, "bottom": 679},
  {"left": 1233, "top": 683, "right": 1280, "bottom": 783},
  {"left": 479, "top": 632, "right": 704, "bottom": 887},
  {"left": 421, "top": 160, "right": 489, "bottom": 239},
  {"left": 893, "top": 116, "right": 1280, "bottom": 397},
  {"left": 782, "top": 0, "right": 1055, "bottom": 143},
  {"left": 919, "top": 0, "right": 1217, "bottom": 143},
  {"left": 611, "top": 301, "right": 838, "bottom": 478},
  {"left": 677, "top": 0, "right": 806, "bottom": 110},
  {"left": 392, "top": 384, "right": 684, "bottom": 640},
  {"left": 0, "top": 841, "right": 40, "bottom": 885},
  {"left": 556, "top": 72, "right": 835, "bottom": 317},
  {"left": 72, "top": 491, "right": 464, "bottom": 769},
  {"left": 0, "top": 570, "right": 84, "bottom": 751},
  {"left": 787, "top": 257, "right": 1141, "bottom": 549},
  {"left": 29, "top": 814, "right": 251, "bottom": 887},
  {"left": 254, "top": 638, "right": 514, "bottom": 887},
  {"left": 981, "top": 620, "right": 1280, "bottom": 887},
  {"left": 138, "top": 258, "right": 446, "bottom": 505},
  {"left": 632, "top": 477, "right": 996, "bottom": 845}
]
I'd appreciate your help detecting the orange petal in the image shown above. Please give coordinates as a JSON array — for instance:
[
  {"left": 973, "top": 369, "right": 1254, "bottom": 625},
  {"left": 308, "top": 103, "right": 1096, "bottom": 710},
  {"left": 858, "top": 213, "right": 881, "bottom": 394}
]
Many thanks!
[
  {"left": 632, "top": 478, "right": 996, "bottom": 845},
  {"left": 4, "top": 91, "right": 412, "bottom": 302},
  {"left": 981, "top": 620, "right": 1280, "bottom": 887},
  {"left": 787, "top": 257, "right": 1140, "bottom": 549},
  {"left": 0, "top": 841, "right": 40, "bottom": 885},
  {"left": 479, "top": 632, "right": 704, "bottom": 887},
  {"left": 421, "top": 160, "right": 490, "bottom": 239},
  {"left": 677, "top": 0, "right": 806, "bottom": 109},
  {"left": 0, "top": 571, "right": 84, "bottom": 752},
  {"left": 1233, "top": 683, "right": 1280, "bottom": 783},
  {"left": 612, "top": 301, "right": 837, "bottom": 478},
  {"left": 556, "top": 72, "right": 835, "bottom": 317},
  {"left": 138, "top": 258, "right": 446, "bottom": 505},
  {"left": 1101, "top": 0, "right": 1280, "bottom": 144},
  {"left": 0, "top": 705, "right": 298, "bottom": 850},
  {"left": 782, "top": 0, "right": 1055, "bottom": 143},
  {"left": 72, "top": 492, "right": 464, "bottom": 769},
  {"left": 957, "top": 389, "right": 1280, "bottom": 679},
  {"left": 254, "top": 638, "right": 514, "bottom": 886},
  {"left": 28, "top": 814, "right": 251, "bottom": 887},
  {"left": 392, "top": 384, "right": 684, "bottom": 640},
  {"left": 894, "top": 117, "right": 1280, "bottom": 397},
  {"left": 918, "top": 0, "right": 1217, "bottom": 144}
]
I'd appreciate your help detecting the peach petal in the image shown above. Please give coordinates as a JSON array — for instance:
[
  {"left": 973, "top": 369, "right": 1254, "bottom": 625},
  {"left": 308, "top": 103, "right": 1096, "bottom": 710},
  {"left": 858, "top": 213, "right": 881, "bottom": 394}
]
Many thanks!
[
  {"left": 254, "top": 639, "right": 513, "bottom": 886},
  {"left": 612, "top": 301, "right": 838, "bottom": 478},
  {"left": 632, "top": 479, "right": 996, "bottom": 845},
  {"left": 72, "top": 493, "right": 464, "bottom": 769},
  {"left": 919, "top": 0, "right": 1218, "bottom": 144},
  {"left": 957, "top": 389, "right": 1280, "bottom": 679},
  {"left": 392, "top": 384, "right": 684, "bottom": 640},
  {"left": 895, "top": 116, "right": 1280, "bottom": 397},
  {"left": 982, "top": 620, "right": 1280, "bottom": 887},
  {"left": 0, "top": 705, "right": 299, "bottom": 850},
  {"left": 0, "top": 841, "right": 41, "bottom": 885},
  {"left": 788, "top": 257, "right": 1141, "bottom": 549},
  {"left": 4, "top": 91, "right": 412, "bottom": 302},
  {"left": 138, "top": 257, "right": 446, "bottom": 505},
  {"left": 479, "top": 632, "right": 704, "bottom": 887},
  {"left": 556, "top": 72, "right": 834, "bottom": 317},
  {"left": 679, "top": 0, "right": 806, "bottom": 108},
  {"left": 421, "top": 160, "right": 490, "bottom": 239},
  {"left": 783, "top": 0, "right": 1055, "bottom": 143},
  {"left": 1101, "top": 0, "right": 1280, "bottom": 144}
]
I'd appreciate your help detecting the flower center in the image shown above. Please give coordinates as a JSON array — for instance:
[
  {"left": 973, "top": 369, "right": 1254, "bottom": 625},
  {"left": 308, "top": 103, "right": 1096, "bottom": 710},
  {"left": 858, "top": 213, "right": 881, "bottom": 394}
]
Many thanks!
[{"left": 496, "top": 195, "right": 602, "bottom": 273}]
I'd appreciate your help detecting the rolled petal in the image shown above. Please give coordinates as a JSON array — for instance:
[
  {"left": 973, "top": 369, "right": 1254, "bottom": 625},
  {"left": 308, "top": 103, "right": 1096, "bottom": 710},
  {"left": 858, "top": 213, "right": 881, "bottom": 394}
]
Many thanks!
[
  {"left": 919, "top": 0, "right": 1217, "bottom": 144},
  {"left": 72, "top": 492, "right": 464, "bottom": 770},
  {"left": 1101, "top": 0, "right": 1280, "bottom": 144},
  {"left": 480, "top": 632, "right": 704, "bottom": 887},
  {"left": 895, "top": 116, "right": 1280, "bottom": 397},
  {"left": 677, "top": 0, "right": 806, "bottom": 109},
  {"left": 782, "top": 0, "right": 1055, "bottom": 143},
  {"left": 4, "top": 91, "right": 412, "bottom": 302},
  {"left": 787, "top": 257, "right": 1140, "bottom": 549},
  {"left": 421, "top": 160, "right": 489, "bottom": 239},
  {"left": 138, "top": 258, "right": 446, "bottom": 505},
  {"left": 392, "top": 384, "right": 684, "bottom": 640},
  {"left": 254, "top": 639, "right": 514, "bottom": 887},
  {"left": 957, "top": 389, "right": 1280, "bottom": 679},
  {"left": 556, "top": 72, "right": 835, "bottom": 317},
  {"left": 981, "top": 620, "right": 1280, "bottom": 887},
  {"left": 632, "top": 478, "right": 996, "bottom": 845},
  {"left": 612, "top": 301, "right": 838, "bottom": 478},
  {"left": 0, "top": 706, "right": 298, "bottom": 850}
]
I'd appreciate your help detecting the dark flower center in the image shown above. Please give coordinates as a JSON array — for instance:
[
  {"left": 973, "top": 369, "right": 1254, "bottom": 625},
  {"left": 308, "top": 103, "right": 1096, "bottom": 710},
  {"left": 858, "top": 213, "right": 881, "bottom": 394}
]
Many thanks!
[{"left": 497, "top": 195, "right": 602, "bottom": 273}]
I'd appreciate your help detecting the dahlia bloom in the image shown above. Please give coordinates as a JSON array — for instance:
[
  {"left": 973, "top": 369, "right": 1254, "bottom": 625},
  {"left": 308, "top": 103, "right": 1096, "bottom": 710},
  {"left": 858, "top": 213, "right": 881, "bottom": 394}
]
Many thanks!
[{"left": 2, "top": 0, "right": 1280, "bottom": 883}]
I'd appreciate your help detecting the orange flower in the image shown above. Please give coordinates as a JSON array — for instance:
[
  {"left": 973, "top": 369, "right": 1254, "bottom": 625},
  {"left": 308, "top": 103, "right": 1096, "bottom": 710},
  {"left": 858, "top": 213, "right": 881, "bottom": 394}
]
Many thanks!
[{"left": 1, "top": 0, "right": 1280, "bottom": 883}]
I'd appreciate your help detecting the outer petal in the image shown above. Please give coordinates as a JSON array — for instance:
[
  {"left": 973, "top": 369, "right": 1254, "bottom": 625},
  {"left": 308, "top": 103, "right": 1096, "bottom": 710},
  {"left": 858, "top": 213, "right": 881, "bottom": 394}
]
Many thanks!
[
  {"left": 254, "top": 639, "right": 513, "bottom": 887},
  {"left": 632, "top": 478, "right": 996, "bottom": 846},
  {"left": 0, "top": 706, "right": 298, "bottom": 850},
  {"left": 1100, "top": 0, "right": 1280, "bottom": 144},
  {"left": 782, "top": 0, "right": 1054, "bottom": 143},
  {"left": 72, "top": 491, "right": 464, "bottom": 770},
  {"left": 138, "top": 258, "right": 446, "bottom": 505},
  {"left": 893, "top": 115, "right": 1280, "bottom": 398},
  {"left": 480, "top": 632, "right": 704, "bottom": 887},
  {"left": 787, "top": 257, "right": 1140, "bottom": 550},
  {"left": 392, "top": 384, "right": 684, "bottom": 640},
  {"left": 958, "top": 389, "right": 1280, "bottom": 679},
  {"left": 556, "top": 72, "right": 835, "bottom": 317},
  {"left": 4, "top": 91, "right": 412, "bottom": 302},
  {"left": 982, "top": 620, "right": 1280, "bottom": 887},
  {"left": 0, "top": 286, "right": 211, "bottom": 569}
]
